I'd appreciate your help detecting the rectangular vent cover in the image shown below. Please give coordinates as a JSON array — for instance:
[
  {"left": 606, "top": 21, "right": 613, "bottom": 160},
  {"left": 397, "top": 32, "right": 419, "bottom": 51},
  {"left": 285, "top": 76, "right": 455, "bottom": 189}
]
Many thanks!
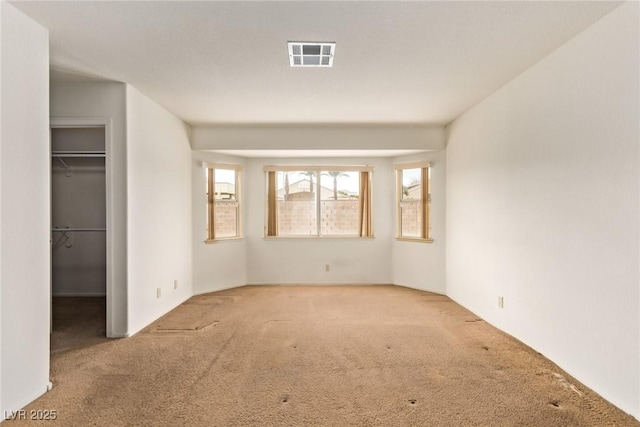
[{"left": 288, "top": 42, "right": 335, "bottom": 67}]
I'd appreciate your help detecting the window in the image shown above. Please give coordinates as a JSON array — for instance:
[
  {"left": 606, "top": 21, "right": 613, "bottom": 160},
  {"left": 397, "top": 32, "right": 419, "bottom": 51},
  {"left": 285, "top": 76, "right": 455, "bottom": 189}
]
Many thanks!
[
  {"left": 206, "top": 164, "right": 241, "bottom": 241},
  {"left": 265, "top": 166, "right": 373, "bottom": 237},
  {"left": 396, "top": 162, "right": 432, "bottom": 242}
]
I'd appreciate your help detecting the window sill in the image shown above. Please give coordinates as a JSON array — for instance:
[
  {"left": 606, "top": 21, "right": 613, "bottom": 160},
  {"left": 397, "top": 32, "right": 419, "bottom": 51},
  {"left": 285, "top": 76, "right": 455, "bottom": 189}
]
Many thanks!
[
  {"left": 395, "top": 237, "right": 434, "bottom": 243},
  {"left": 204, "top": 237, "right": 243, "bottom": 244},
  {"left": 264, "top": 235, "right": 375, "bottom": 240}
]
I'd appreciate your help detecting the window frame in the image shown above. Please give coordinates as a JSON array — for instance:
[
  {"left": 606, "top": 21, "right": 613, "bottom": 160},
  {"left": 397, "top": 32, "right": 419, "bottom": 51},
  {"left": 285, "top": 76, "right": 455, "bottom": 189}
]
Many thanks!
[
  {"left": 264, "top": 165, "right": 374, "bottom": 239},
  {"left": 205, "top": 163, "right": 242, "bottom": 243},
  {"left": 395, "top": 161, "right": 433, "bottom": 243}
]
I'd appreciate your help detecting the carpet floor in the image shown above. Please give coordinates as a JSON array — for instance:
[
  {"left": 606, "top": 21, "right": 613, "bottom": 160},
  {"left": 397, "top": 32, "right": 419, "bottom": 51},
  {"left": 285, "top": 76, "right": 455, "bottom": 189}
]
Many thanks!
[
  {"left": 50, "top": 297, "right": 108, "bottom": 354},
  {"left": 7, "top": 285, "right": 638, "bottom": 426}
]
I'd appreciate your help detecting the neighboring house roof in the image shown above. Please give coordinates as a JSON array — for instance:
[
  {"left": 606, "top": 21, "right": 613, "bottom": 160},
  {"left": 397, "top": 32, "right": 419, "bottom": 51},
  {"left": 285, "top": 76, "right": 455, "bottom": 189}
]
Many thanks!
[
  {"left": 214, "top": 181, "right": 235, "bottom": 198},
  {"left": 405, "top": 183, "right": 422, "bottom": 200}
]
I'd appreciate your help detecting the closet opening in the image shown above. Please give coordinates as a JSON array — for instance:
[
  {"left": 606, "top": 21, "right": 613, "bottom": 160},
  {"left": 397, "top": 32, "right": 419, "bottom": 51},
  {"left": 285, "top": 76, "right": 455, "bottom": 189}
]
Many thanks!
[{"left": 50, "top": 124, "right": 109, "bottom": 352}]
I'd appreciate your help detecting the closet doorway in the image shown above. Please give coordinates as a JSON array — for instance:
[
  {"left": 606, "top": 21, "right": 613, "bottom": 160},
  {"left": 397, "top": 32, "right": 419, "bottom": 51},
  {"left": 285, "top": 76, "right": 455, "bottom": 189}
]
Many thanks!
[{"left": 50, "top": 122, "right": 109, "bottom": 352}]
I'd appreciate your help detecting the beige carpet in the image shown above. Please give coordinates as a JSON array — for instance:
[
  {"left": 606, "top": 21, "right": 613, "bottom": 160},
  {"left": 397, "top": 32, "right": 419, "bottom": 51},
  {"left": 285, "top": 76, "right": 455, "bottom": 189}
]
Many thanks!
[
  {"left": 8, "top": 285, "right": 638, "bottom": 426},
  {"left": 50, "top": 297, "right": 108, "bottom": 353}
]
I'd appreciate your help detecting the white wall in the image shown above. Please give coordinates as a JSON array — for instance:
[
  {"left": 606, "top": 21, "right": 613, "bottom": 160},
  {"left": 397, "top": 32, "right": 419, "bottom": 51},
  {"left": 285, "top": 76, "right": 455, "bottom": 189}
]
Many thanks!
[
  {"left": 446, "top": 2, "right": 639, "bottom": 417},
  {"left": 0, "top": 1, "right": 50, "bottom": 415},
  {"left": 245, "top": 157, "right": 394, "bottom": 285},
  {"left": 126, "top": 86, "right": 192, "bottom": 334},
  {"left": 392, "top": 150, "right": 446, "bottom": 294},
  {"left": 192, "top": 152, "right": 247, "bottom": 294},
  {"left": 50, "top": 81, "right": 128, "bottom": 337}
]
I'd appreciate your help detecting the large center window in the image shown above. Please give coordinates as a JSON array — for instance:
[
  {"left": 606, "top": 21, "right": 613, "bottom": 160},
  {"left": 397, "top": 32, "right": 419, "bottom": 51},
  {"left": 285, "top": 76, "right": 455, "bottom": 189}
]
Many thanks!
[{"left": 265, "top": 166, "right": 373, "bottom": 238}]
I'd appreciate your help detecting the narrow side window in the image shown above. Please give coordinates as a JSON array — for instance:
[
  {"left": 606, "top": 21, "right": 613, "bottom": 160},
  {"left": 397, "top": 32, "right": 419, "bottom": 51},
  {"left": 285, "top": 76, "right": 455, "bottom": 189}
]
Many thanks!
[
  {"left": 206, "top": 165, "right": 241, "bottom": 241},
  {"left": 396, "top": 162, "right": 431, "bottom": 242}
]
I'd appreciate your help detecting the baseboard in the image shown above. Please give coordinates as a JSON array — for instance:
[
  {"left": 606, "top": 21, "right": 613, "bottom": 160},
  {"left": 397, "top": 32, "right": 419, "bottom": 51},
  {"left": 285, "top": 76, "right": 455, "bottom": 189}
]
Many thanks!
[
  {"left": 392, "top": 282, "right": 447, "bottom": 296},
  {"left": 125, "top": 293, "right": 192, "bottom": 337},
  {"left": 107, "top": 331, "right": 130, "bottom": 338},
  {"left": 193, "top": 283, "right": 246, "bottom": 295},
  {"left": 246, "top": 282, "right": 391, "bottom": 286},
  {"left": 1, "top": 383, "right": 48, "bottom": 422}
]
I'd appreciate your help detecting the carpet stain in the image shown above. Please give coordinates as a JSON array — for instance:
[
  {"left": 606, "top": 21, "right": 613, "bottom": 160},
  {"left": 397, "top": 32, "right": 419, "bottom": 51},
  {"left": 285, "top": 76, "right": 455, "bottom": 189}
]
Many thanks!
[
  {"left": 186, "top": 331, "right": 236, "bottom": 389},
  {"left": 187, "top": 295, "right": 241, "bottom": 305},
  {"left": 153, "top": 320, "right": 219, "bottom": 333},
  {"left": 553, "top": 372, "right": 585, "bottom": 397},
  {"left": 263, "top": 319, "right": 292, "bottom": 324}
]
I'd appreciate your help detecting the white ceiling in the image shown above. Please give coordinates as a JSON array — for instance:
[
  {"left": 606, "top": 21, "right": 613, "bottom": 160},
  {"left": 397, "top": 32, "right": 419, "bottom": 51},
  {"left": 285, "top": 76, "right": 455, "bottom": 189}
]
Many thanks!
[{"left": 13, "top": 1, "right": 621, "bottom": 126}]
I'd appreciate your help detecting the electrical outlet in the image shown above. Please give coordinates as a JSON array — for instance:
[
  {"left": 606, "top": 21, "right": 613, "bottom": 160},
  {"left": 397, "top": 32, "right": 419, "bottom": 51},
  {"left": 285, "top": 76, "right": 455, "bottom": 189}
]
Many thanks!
[
  {"left": 325, "top": 264, "right": 330, "bottom": 272},
  {"left": 174, "top": 279, "right": 178, "bottom": 290},
  {"left": 498, "top": 296, "right": 504, "bottom": 308},
  {"left": 157, "top": 288, "right": 162, "bottom": 299}
]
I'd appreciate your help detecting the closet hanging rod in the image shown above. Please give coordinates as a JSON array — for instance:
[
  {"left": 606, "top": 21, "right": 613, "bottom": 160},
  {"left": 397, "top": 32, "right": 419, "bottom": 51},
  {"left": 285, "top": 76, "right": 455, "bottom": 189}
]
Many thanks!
[
  {"left": 52, "top": 228, "right": 106, "bottom": 232},
  {"left": 51, "top": 151, "right": 105, "bottom": 158}
]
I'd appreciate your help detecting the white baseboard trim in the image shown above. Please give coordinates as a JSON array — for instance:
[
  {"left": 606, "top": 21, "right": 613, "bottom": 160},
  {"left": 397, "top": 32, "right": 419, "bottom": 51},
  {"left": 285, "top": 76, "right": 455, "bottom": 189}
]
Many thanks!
[
  {"left": 246, "top": 282, "right": 391, "bottom": 286},
  {"left": 392, "top": 282, "right": 447, "bottom": 296},
  {"left": 107, "top": 331, "right": 130, "bottom": 338},
  {"left": 1, "top": 383, "right": 48, "bottom": 422},
  {"left": 125, "top": 294, "right": 192, "bottom": 338},
  {"left": 193, "top": 283, "right": 247, "bottom": 295},
  {"left": 194, "top": 283, "right": 395, "bottom": 296}
]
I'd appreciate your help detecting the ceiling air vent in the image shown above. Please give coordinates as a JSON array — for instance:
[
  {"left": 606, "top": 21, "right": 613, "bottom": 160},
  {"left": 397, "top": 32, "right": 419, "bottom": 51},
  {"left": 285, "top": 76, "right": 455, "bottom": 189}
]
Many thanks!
[{"left": 288, "top": 42, "right": 335, "bottom": 67}]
